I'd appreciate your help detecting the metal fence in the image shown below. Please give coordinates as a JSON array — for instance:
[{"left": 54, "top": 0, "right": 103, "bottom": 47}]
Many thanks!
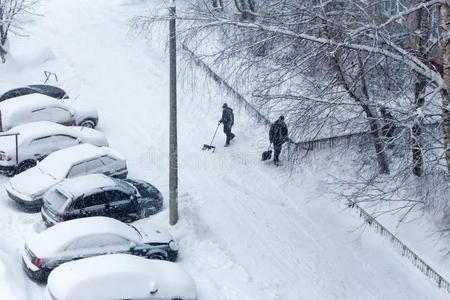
[{"left": 348, "top": 200, "right": 450, "bottom": 295}]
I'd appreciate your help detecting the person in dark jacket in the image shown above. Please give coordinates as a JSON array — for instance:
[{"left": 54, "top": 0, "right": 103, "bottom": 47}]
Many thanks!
[
  {"left": 269, "top": 115, "right": 288, "bottom": 165},
  {"left": 219, "top": 103, "right": 235, "bottom": 146}
]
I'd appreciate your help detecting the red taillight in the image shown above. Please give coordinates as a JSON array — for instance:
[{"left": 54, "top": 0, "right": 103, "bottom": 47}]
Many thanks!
[{"left": 34, "top": 258, "right": 44, "bottom": 268}]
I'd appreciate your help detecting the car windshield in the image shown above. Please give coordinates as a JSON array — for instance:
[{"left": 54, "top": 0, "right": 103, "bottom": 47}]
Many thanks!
[
  {"left": 45, "top": 189, "right": 69, "bottom": 213},
  {"left": 113, "top": 178, "right": 136, "bottom": 194}
]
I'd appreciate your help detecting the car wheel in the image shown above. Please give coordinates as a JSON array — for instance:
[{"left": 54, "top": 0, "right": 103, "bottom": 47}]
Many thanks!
[
  {"left": 80, "top": 119, "right": 95, "bottom": 128},
  {"left": 147, "top": 253, "right": 166, "bottom": 260},
  {"left": 17, "top": 160, "right": 37, "bottom": 174},
  {"left": 4, "top": 168, "right": 16, "bottom": 177}
]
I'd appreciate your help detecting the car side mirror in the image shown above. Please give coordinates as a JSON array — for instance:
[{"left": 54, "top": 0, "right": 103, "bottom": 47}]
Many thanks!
[{"left": 129, "top": 242, "right": 136, "bottom": 249}]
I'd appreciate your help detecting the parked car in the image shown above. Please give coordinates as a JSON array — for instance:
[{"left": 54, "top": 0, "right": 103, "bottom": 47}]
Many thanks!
[
  {"left": 0, "top": 121, "right": 108, "bottom": 176},
  {"left": 45, "top": 254, "right": 197, "bottom": 300},
  {"left": 22, "top": 216, "right": 178, "bottom": 281},
  {"left": 0, "top": 93, "right": 98, "bottom": 132},
  {"left": 6, "top": 144, "right": 127, "bottom": 210},
  {"left": 0, "top": 84, "right": 68, "bottom": 101},
  {"left": 41, "top": 174, "right": 163, "bottom": 227}
]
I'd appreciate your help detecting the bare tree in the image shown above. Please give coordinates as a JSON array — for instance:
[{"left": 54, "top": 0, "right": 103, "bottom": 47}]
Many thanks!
[
  {"left": 134, "top": 0, "right": 449, "bottom": 220},
  {"left": 0, "top": 0, "right": 38, "bottom": 63}
]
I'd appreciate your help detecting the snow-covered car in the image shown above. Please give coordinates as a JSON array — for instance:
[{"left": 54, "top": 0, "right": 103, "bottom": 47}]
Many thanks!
[
  {"left": 45, "top": 254, "right": 197, "bottom": 300},
  {"left": 41, "top": 174, "right": 163, "bottom": 226},
  {"left": 0, "top": 84, "right": 69, "bottom": 102},
  {"left": 0, "top": 121, "right": 108, "bottom": 176},
  {"left": 6, "top": 144, "right": 127, "bottom": 210},
  {"left": 22, "top": 217, "right": 178, "bottom": 281},
  {"left": 0, "top": 93, "right": 98, "bottom": 132}
]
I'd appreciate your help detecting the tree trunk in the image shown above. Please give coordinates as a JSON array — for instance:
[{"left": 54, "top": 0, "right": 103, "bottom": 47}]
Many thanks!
[
  {"left": 0, "top": 25, "right": 6, "bottom": 63},
  {"left": 334, "top": 54, "right": 390, "bottom": 175},
  {"left": 412, "top": 5, "right": 429, "bottom": 177},
  {"left": 438, "top": 3, "right": 450, "bottom": 175}
]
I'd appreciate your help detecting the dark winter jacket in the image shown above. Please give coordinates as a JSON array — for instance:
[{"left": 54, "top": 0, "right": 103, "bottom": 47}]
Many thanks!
[
  {"left": 220, "top": 107, "right": 234, "bottom": 128},
  {"left": 269, "top": 119, "right": 288, "bottom": 146}
]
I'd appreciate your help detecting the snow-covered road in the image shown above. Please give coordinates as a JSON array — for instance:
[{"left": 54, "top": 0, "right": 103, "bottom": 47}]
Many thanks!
[{"left": 0, "top": 0, "right": 448, "bottom": 299}]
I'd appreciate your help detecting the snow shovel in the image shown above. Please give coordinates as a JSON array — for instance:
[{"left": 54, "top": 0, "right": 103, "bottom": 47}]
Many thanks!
[
  {"left": 262, "top": 143, "right": 273, "bottom": 161},
  {"left": 202, "top": 124, "right": 220, "bottom": 152}
]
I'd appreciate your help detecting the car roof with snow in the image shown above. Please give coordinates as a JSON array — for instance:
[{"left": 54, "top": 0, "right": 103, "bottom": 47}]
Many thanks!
[
  {"left": 27, "top": 217, "right": 140, "bottom": 257},
  {"left": 0, "top": 93, "right": 61, "bottom": 113},
  {"left": 39, "top": 143, "right": 123, "bottom": 171},
  {"left": 55, "top": 173, "right": 122, "bottom": 198},
  {"left": 47, "top": 254, "right": 197, "bottom": 300},
  {"left": 6, "top": 121, "right": 73, "bottom": 141}
]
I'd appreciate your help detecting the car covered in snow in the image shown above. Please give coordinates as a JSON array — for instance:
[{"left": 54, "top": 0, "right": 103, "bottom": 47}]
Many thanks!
[
  {"left": 22, "top": 217, "right": 178, "bottom": 281},
  {"left": 41, "top": 174, "right": 163, "bottom": 226},
  {"left": 6, "top": 144, "right": 127, "bottom": 210},
  {"left": 45, "top": 254, "right": 197, "bottom": 300},
  {"left": 0, "top": 121, "right": 108, "bottom": 176},
  {"left": 0, "top": 84, "right": 69, "bottom": 102},
  {"left": 0, "top": 93, "right": 98, "bottom": 132}
]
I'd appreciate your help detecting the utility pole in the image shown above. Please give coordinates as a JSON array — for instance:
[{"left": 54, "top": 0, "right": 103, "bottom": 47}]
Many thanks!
[{"left": 169, "top": 0, "right": 178, "bottom": 225}]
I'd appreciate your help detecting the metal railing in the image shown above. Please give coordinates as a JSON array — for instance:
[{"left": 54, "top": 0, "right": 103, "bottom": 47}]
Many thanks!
[{"left": 347, "top": 199, "right": 450, "bottom": 294}]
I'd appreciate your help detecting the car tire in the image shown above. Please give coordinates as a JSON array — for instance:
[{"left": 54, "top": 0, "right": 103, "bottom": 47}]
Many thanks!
[
  {"left": 80, "top": 119, "right": 96, "bottom": 128},
  {"left": 4, "top": 168, "right": 16, "bottom": 177},
  {"left": 17, "top": 160, "right": 37, "bottom": 174},
  {"left": 147, "top": 252, "right": 166, "bottom": 260}
]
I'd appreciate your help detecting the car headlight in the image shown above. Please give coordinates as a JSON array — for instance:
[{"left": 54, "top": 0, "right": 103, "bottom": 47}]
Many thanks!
[{"left": 169, "top": 240, "right": 178, "bottom": 251}]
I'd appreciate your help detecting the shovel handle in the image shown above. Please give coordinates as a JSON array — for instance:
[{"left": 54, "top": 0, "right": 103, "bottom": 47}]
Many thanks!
[{"left": 209, "top": 124, "right": 220, "bottom": 146}]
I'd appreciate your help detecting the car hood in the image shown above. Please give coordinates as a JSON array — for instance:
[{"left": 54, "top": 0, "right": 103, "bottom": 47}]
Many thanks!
[
  {"left": 132, "top": 224, "right": 173, "bottom": 244},
  {"left": 72, "top": 127, "right": 108, "bottom": 146},
  {"left": 10, "top": 168, "right": 57, "bottom": 197}
]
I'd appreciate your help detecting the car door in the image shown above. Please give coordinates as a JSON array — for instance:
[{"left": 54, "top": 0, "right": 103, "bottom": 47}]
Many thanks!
[
  {"left": 29, "top": 136, "right": 54, "bottom": 160},
  {"left": 51, "top": 134, "right": 80, "bottom": 152},
  {"left": 46, "top": 106, "right": 73, "bottom": 125},
  {"left": 30, "top": 107, "right": 51, "bottom": 123},
  {"left": 67, "top": 162, "right": 87, "bottom": 178},
  {"left": 99, "top": 155, "right": 125, "bottom": 177},
  {"left": 104, "top": 189, "right": 134, "bottom": 221},
  {"left": 85, "top": 158, "right": 106, "bottom": 175},
  {"left": 79, "top": 192, "right": 108, "bottom": 218},
  {"left": 64, "top": 235, "right": 105, "bottom": 260},
  {"left": 96, "top": 234, "right": 130, "bottom": 255}
]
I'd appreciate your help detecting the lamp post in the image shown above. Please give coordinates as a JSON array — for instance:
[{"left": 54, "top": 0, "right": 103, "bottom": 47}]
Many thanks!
[{"left": 169, "top": 0, "right": 178, "bottom": 225}]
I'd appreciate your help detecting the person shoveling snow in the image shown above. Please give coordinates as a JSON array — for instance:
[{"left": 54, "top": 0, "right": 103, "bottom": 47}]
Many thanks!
[{"left": 218, "top": 103, "right": 235, "bottom": 147}]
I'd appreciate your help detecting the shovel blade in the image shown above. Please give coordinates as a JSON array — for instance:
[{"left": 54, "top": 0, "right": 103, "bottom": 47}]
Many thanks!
[
  {"left": 202, "top": 144, "right": 215, "bottom": 152},
  {"left": 261, "top": 150, "right": 272, "bottom": 161}
]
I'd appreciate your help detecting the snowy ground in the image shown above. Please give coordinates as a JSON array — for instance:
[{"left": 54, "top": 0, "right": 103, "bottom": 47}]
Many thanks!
[{"left": 0, "top": 0, "right": 449, "bottom": 299}]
